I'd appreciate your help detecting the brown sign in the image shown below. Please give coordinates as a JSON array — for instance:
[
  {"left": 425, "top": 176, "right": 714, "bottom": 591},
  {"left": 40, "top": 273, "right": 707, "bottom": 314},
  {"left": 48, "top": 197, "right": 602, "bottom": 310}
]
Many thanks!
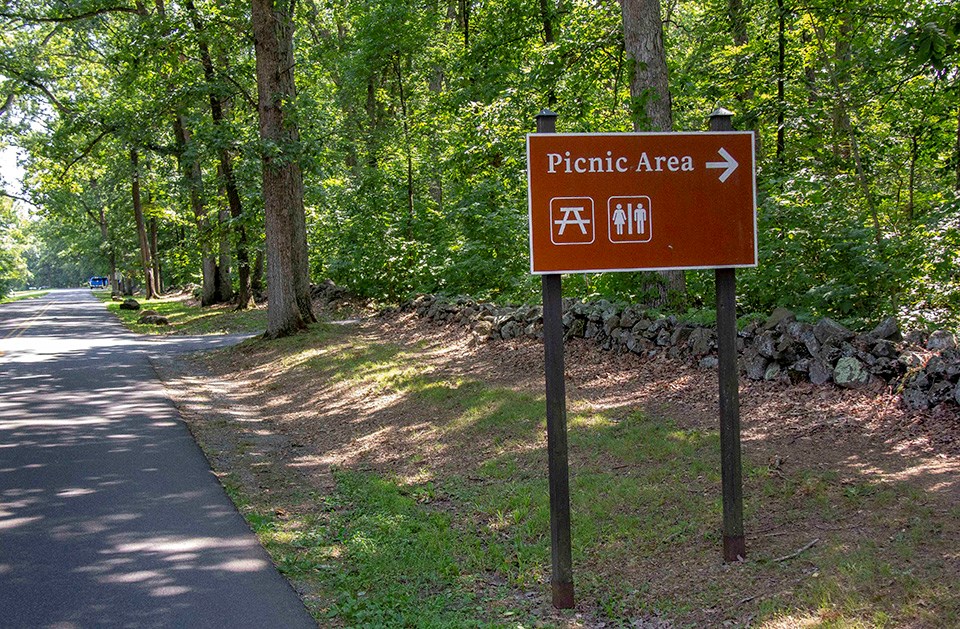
[{"left": 527, "top": 132, "right": 757, "bottom": 274}]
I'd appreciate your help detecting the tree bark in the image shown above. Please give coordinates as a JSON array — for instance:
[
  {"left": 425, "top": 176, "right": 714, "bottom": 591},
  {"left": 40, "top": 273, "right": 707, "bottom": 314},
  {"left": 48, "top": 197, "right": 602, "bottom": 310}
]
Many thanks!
[
  {"left": 620, "top": 0, "right": 672, "bottom": 132},
  {"left": 130, "top": 149, "right": 158, "bottom": 299},
  {"left": 252, "top": 0, "right": 315, "bottom": 337},
  {"left": 620, "top": 0, "right": 685, "bottom": 302}
]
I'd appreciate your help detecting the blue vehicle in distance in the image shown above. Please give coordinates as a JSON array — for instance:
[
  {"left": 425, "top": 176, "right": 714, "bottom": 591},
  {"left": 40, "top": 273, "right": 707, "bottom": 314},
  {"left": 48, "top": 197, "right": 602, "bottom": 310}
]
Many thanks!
[{"left": 89, "top": 276, "right": 109, "bottom": 289}]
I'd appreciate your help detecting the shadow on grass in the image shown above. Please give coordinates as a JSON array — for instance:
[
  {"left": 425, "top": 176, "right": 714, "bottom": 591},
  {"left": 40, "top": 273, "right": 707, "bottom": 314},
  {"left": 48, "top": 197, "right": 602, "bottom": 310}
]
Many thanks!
[{"left": 181, "top": 317, "right": 960, "bottom": 627}]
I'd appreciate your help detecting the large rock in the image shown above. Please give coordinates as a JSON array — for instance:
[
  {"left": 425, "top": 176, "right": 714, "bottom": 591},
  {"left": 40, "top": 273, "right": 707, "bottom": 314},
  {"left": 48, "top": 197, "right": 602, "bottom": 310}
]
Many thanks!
[
  {"left": 764, "top": 363, "right": 783, "bottom": 381},
  {"left": 755, "top": 330, "right": 779, "bottom": 359},
  {"left": 928, "top": 381, "right": 955, "bottom": 405},
  {"left": 955, "top": 383, "right": 960, "bottom": 406},
  {"left": 902, "top": 387, "right": 929, "bottom": 410},
  {"left": 603, "top": 314, "right": 621, "bottom": 335},
  {"left": 619, "top": 307, "right": 640, "bottom": 330},
  {"left": 872, "top": 339, "right": 898, "bottom": 358},
  {"left": 834, "top": 356, "right": 870, "bottom": 388},
  {"left": 809, "top": 359, "right": 834, "bottom": 385},
  {"left": 870, "top": 317, "right": 902, "bottom": 341},
  {"left": 119, "top": 298, "right": 141, "bottom": 310},
  {"left": 699, "top": 355, "right": 719, "bottom": 369},
  {"left": 688, "top": 327, "right": 714, "bottom": 356},
  {"left": 763, "top": 307, "right": 795, "bottom": 331},
  {"left": 139, "top": 314, "right": 169, "bottom": 326},
  {"left": 500, "top": 320, "right": 521, "bottom": 340},
  {"left": 473, "top": 320, "right": 494, "bottom": 339},
  {"left": 740, "top": 347, "right": 768, "bottom": 380},
  {"left": 814, "top": 317, "right": 855, "bottom": 344},
  {"left": 670, "top": 326, "right": 693, "bottom": 347},
  {"left": 564, "top": 318, "right": 585, "bottom": 340},
  {"left": 927, "top": 330, "right": 957, "bottom": 351}
]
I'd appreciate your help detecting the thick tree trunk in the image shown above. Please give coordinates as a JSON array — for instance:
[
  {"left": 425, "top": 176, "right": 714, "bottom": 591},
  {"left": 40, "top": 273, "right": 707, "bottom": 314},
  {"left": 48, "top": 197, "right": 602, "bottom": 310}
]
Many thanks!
[
  {"left": 130, "top": 149, "right": 158, "bottom": 299},
  {"left": 252, "top": 0, "right": 315, "bottom": 337},
  {"left": 173, "top": 115, "right": 218, "bottom": 305},
  {"left": 620, "top": 0, "right": 672, "bottom": 132},
  {"left": 620, "top": 0, "right": 685, "bottom": 302}
]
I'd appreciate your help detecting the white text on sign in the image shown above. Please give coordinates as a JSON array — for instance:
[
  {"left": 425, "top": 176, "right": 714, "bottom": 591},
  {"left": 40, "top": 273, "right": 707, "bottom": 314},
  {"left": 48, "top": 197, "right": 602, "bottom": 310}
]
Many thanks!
[{"left": 546, "top": 151, "right": 695, "bottom": 174}]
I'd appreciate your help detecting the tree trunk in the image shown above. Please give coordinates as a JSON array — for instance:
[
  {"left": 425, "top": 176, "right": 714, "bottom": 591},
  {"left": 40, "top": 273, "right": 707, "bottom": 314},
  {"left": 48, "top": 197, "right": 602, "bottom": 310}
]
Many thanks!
[
  {"left": 459, "top": 0, "right": 470, "bottom": 48},
  {"left": 97, "top": 205, "right": 119, "bottom": 297},
  {"left": 620, "top": 0, "right": 672, "bottom": 132},
  {"left": 173, "top": 115, "right": 218, "bottom": 305},
  {"left": 620, "top": 0, "right": 685, "bottom": 302},
  {"left": 216, "top": 202, "right": 234, "bottom": 303},
  {"left": 539, "top": 0, "right": 557, "bottom": 107},
  {"left": 251, "top": 247, "right": 265, "bottom": 300},
  {"left": 776, "top": 0, "right": 786, "bottom": 167},
  {"left": 130, "top": 149, "right": 158, "bottom": 299},
  {"left": 907, "top": 133, "right": 918, "bottom": 221},
  {"left": 955, "top": 103, "right": 959, "bottom": 192},
  {"left": 832, "top": 14, "right": 852, "bottom": 159},
  {"left": 252, "top": 0, "right": 316, "bottom": 337},
  {"left": 149, "top": 216, "right": 161, "bottom": 293},
  {"left": 392, "top": 55, "right": 415, "bottom": 238},
  {"left": 186, "top": 0, "right": 253, "bottom": 308}
]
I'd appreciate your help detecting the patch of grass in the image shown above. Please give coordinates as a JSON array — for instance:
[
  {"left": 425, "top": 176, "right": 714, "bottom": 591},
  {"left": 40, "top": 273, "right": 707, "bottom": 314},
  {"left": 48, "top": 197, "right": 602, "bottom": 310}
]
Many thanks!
[
  {"left": 0, "top": 290, "right": 49, "bottom": 304},
  {"left": 99, "top": 293, "right": 267, "bottom": 335},
  {"left": 203, "top": 322, "right": 959, "bottom": 627},
  {"left": 230, "top": 469, "right": 539, "bottom": 626}
]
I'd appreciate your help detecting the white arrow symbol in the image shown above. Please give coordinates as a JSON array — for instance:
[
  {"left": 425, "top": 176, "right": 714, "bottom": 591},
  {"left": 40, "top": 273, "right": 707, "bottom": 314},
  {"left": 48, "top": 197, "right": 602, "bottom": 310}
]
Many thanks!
[{"left": 706, "top": 147, "right": 738, "bottom": 183}]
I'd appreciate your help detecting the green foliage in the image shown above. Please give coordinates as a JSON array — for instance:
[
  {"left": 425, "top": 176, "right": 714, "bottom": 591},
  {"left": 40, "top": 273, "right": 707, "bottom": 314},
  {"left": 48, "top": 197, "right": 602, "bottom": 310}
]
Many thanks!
[
  {"left": 0, "top": 197, "right": 32, "bottom": 296},
  {"left": 2, "top": 0, "right": 959, "bottom": 327}
]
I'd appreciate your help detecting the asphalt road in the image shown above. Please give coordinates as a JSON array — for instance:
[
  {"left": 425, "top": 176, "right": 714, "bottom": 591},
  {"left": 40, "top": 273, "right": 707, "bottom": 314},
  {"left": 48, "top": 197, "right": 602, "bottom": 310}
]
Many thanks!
[{"left": 0, "top": 289, "right": 316, "bottom": 628}]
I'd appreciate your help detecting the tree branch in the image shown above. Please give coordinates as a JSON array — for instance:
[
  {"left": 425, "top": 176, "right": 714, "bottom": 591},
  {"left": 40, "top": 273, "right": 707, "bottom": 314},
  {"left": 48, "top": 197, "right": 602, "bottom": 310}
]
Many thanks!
[
  {"left": 0, "top": 6, "right": 144, "bottom": 23},
  {"left": 0, "top": 189, "right": 34, "bottom": 205},
  {"left": 0, "top": 93, "right": 13, "bottom": 116},
  {"left": 62, "top": 128, "right": 112, "bottom": 176},
  {"left": 218, "top": 71, "right": 258, "bottom": 110},
  {"left": 23, "top": 78, "right": 73, "bottom": 115}
]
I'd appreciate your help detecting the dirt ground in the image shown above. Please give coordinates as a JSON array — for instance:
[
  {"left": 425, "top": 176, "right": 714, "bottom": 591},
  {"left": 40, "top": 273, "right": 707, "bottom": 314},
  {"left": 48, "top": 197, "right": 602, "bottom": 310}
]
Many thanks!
[{"left": 154, "top": 307, "right": 960, "bottom": 627}]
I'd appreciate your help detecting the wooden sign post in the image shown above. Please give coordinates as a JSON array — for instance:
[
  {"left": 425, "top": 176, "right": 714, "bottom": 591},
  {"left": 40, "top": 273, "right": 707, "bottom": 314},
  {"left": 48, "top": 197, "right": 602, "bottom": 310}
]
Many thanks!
[
  {"left": 535, "top": 109, "right": 575, "bottom": 610},
  {"left": 528, "top": 109, "right": 756, "bottom": 607}
]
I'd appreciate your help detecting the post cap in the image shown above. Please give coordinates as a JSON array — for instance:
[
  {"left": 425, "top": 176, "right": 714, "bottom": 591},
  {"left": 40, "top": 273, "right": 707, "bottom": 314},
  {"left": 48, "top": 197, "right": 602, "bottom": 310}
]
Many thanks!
[
  {"left": 535, "top": 108, "right": 558, "bottom": 120},
  {"left": 709, "top": 107, "right": 734, "bottom": 119}
]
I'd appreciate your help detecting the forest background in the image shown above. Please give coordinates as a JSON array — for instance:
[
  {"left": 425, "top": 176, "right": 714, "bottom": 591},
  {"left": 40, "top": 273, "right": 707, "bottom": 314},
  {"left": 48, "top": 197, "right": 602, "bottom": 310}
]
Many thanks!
[{"left": 0, "top": 0, "right": 958, "bottom": 331}]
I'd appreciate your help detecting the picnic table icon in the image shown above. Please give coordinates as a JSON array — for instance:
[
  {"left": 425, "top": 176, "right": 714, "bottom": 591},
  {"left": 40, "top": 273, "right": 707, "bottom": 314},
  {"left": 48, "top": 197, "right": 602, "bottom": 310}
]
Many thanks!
[{"left": 549, "top": 197, "right": 594, "bottom": 245}]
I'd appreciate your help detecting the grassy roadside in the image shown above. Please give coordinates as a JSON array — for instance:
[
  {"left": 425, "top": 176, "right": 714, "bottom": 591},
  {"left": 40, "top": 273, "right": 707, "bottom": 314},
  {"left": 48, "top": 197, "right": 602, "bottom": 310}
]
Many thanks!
[
  {"left": 161, "top": 314, "right": 959, "bottom": 628},
  {"left": 0, "top": 289, "right": 49, "bottom": 304},
  {"left": 96, "top": 291, "right": 267, "bottom": 335}
]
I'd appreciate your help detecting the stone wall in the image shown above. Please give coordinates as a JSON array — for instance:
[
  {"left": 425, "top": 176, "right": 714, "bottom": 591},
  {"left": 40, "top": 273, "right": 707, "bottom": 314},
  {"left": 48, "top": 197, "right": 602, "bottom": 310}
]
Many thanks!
[{"left": 399, "top": 293, "right": 960, "bottom": 411}]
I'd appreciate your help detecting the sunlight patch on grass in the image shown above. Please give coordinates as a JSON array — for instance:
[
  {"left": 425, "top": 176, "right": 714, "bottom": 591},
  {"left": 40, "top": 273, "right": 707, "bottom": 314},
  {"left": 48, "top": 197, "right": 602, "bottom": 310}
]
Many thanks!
[
  {"left": 100, "top": 293, "right": 267, "bottom": 335},
  {"left": 1, "top": 290, "right": 49, "bottom": 304}
]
